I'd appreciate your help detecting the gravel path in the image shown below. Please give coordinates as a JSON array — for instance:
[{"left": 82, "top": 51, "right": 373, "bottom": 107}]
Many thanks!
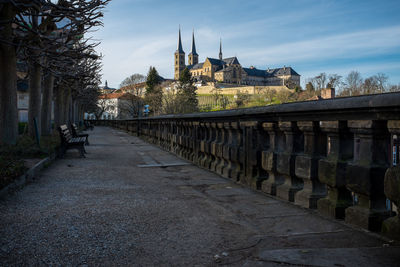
[{"left": 1, "top": 126, "right": 399, "bottom": 266}]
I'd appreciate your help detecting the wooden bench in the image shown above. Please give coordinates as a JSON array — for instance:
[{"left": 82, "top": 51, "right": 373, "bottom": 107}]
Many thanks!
[
  {"left": 70, "top": 123, "right": 89, "bottom": 145},
  {"left": 58, "top": 125, "right": 86, "bottom": 158},
  {"left": 84, "top": 120, "right": 94, "bottom": 131}
]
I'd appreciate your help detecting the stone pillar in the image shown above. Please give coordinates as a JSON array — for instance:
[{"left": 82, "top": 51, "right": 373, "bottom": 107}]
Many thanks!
[
  {"left": 295, "top": 121, "right": 327, "bottom": 209},
  {"left": 198, "top": 122, "right": 207, "bottom": 167},
  {"left": 203, "top": 122, "right": 215, "bottom": 170},
  {"left": 240, "top": 121, "right": 268, "bottom": 189},
  {"left": 345, "top": 120, "right": 391, "bottom": 231},
  {"left": 216, "top": 123, "right": 227, "bottom": 175},
  {"left": 261, "top": 122, "right": 284, "bottom": 196},
  {"left": 222, "top": 122, "right": 233, "bottom": 178},
  {"left": 382, "top": 120, "right": 400, "bottom": 239},
  {"left": 171, "top": 121, "right": 178, "bottom": 154},
  {"left": 317, "top": 121, "right": 353, "bottom": 219},
  {"left": 191, "top": 121, "right": 199, "bottom": 163},
  {"left": 275, "top": 121, "right": 304, "bottom": 202},
  {"left": 229, "top": 122, "right": 243, "bottom": 181},
  {"left": 210, "top": 123, "right": 220, "bottom": 171}
]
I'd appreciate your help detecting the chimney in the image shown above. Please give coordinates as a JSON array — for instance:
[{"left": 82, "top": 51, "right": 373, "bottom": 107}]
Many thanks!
[{"left": 321, "top": 88, "right": 335, "bottom": 99}]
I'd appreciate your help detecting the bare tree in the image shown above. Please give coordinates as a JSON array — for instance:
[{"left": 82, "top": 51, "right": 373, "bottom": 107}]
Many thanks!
[
  {"left": 0, "top": 0, "right": 109, "bottom": 142},
  {"left": 375, "top": 73, "right": 388, "bottom": 93},
  {"left": 118, "top": 93, "right": 144, "bottom": 118},
  {"left": 327, "top": 74, "right": 343, "bottom": 89},
  {"left": 120, "top": 73, "right": 146, "bottom": 88},
  {"left": 343, "top": 71, "right": 363, "bottom": 96}
]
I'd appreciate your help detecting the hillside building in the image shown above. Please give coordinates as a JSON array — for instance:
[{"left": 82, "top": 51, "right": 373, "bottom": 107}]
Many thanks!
[{"left": 174, "top": 29, "right": 300, "bottom": 87}]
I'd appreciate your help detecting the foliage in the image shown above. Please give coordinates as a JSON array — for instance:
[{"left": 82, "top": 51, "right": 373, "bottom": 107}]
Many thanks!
[
  {"left": 144, "top": 66, "right": 163, "bottom": 115},
  {"left": 234, "top": 90, "right": 251, "bottom": 108},
  {"left": 175, "top": 68, "right": 199, "bottom": 113}
]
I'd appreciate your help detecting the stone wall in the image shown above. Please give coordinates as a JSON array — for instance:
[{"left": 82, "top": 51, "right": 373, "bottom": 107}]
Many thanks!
[{"left": 89, "top": 92, "right": 400, "bottom": 239}]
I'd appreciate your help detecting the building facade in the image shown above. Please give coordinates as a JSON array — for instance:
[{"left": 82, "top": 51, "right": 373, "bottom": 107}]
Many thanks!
[{"left": 174, "top": 29, "right": 300, "bottom": 87}]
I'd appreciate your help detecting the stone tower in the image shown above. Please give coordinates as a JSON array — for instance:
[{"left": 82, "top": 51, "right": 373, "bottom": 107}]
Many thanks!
[
  {"left": 219, "top": 38, "right": 223, "bottom": 61},
  {"left": 188, "top": 30, "right": 198, "bottom": 66},
  {"left": 174, "top": 27, "right": 185, "bottom": 80}
]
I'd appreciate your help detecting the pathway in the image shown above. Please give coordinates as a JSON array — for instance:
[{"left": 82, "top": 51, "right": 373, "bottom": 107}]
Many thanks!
[{"left": 0, "top": 127, "right": 399, "bottom": 266}]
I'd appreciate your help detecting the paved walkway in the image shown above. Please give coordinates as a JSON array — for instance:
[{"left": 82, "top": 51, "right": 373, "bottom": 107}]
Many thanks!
[{"left": 1, "top": 127, "right": 399, "bottom": 266}]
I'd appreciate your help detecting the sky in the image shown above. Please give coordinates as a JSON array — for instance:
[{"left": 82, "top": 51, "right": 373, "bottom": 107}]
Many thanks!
[{"left": 91, "top": 0, "right": 400, "bottom": 89}]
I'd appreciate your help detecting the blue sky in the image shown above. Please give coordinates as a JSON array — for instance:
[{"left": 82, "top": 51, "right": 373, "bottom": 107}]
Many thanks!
[{"left": 92, "top": 0, "right": 400, "bottom": 88}]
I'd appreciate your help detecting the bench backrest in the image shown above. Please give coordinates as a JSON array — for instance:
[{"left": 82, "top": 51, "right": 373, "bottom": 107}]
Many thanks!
[
  {"left": 58, "top": 124, "right": 72, "bottom": 144},
  {"left": 70, "top": 123, "right": 79, "bottom": 137}
]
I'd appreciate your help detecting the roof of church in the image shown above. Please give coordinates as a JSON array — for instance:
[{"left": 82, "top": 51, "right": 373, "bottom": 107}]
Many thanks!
[
  {"left": 243, "top": 67, "right": 271, "bottom": 78},
  {"left": 223, "top": 57, "right": 240, "bottom": 65},
  {"left": 203, "top": 57, "right": 240, "bottom": 67},
  {"left": 207, "top": 58, "right": 224, "bottom": 65},
  {"left": 187, "top": 62, "right": 204, "bottom": 70},
  {"left": 268, "top": 67, "right": 300, "bottom": 76}
]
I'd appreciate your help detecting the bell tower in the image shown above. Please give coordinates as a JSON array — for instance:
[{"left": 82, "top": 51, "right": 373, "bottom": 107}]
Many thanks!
[
  {"left": 174, "top": 27, "right": 185, "bottom": 80},
  {"left": 188, "top": 30, "right": 198, "bottom": 66}
]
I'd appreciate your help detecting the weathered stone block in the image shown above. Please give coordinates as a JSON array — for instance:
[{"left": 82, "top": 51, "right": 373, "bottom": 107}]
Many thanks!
[
  {"left": 277, "top": 153, "right": 294, "bottom": 176},
  {"left": 346, "top": 164, "right": 386, "bottom": 197},
  {"left": 345, "top": 206, "right": 390, "bottom": 232},
  {"left": 318, "top": 159, "right": 347, "bottom": 188},
  {"left": 295, "top": 155, "right": 316, "bottom": 179},
  {"left": 230, "top": 147, "right": 239, "bottom": 162},
  {"left": 222, "top": 145, "right": 230, "bottom": 160},
  {"left": 261, "top": 151, "right": 276, "bottom": 171},
  {"left": 382, "top": 166, "right": 400, "bottom": 240}
]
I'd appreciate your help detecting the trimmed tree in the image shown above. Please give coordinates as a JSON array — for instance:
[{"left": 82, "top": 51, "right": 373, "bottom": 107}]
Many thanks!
[
  {"left": 144, "top": 66, "right": 163, "bottom": 115},
  {"left": 176, "top": 68, "right": 198, "bottom": 114}
]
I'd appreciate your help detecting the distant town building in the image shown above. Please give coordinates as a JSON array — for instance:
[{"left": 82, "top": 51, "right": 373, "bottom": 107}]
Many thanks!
[
  {"left": 94, "top": 92, "right": 141, "bottom": 120},
  {"left": 99, "top": 80, "right": 116, "bottom": 94},
  {"left": 174, "top": 28, "right": 300, "bottom": 87}
]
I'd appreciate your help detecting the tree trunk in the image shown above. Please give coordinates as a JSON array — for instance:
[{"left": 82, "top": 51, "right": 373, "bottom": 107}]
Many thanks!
[
  {"left": 41, "top": 73, "right": 54, "bottom": 136},
  {"left": 0, "top": 4, "right": 18, "bottom": 145},
  {"left": 62, "top": 87, "right": 71, "bottom": 125},
  {"left": 54, "top": 85, "right": 63, "bottom": 129},
  {"left": 28, "top": 59, "right": 42, "bottom": 138}
]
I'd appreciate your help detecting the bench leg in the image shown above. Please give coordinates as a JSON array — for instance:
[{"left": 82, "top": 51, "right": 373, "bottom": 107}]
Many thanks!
[{"left": 85, "top": 137, "right": 89, "bottom": 145}]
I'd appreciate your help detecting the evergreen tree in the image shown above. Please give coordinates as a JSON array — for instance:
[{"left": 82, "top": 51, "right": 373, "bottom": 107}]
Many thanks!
[
  {"left": 144, "top": 66, "right": 163, "bottom": 115},
  {"left": 176, "top": 68, "right": 198, "bottom": 113}
]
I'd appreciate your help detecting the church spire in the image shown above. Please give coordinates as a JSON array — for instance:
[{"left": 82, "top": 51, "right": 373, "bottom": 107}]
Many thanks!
[
  {"left": 219, "top": 38, "right": 223, "bottom": 60},
  {"left": 177, "top": 26, "right": 184, "bottom": 53},
  {"left": 188, "top": 29, "right": 199, "bottom": 65},
  {"left": 190, "top": 29, "right": 198, "bottom": 56}
]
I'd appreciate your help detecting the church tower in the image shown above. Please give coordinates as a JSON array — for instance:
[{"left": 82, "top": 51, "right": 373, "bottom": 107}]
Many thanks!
[
  {"left": 174, "top": 27, "right": 185, "bottom": 80},
  {"left": 219, "top": 38, "right": 223, "bottom": 61},
  {"left": 188, "top": 30, "right": 198, "bottom": 66}
]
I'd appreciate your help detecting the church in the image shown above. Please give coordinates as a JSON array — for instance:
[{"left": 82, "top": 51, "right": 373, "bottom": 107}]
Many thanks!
[{"left": 174, "top": 29, "right": 300, "bottom": 87}]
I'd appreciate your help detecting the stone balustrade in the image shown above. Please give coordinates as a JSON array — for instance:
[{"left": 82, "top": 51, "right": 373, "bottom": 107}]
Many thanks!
[{"left": 89, "top": 92, "right": 400, "bottom": 238}]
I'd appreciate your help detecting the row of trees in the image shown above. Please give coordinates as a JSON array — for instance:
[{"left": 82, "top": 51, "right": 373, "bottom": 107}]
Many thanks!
[
  {"left": 305, "top": 71, "right": 400, "bottom": 96},
  {"left": 117, "top": 67, "right": 198, "bottom": 117},
  {"left": 0, "top": 0, "right": 109, "bottom": 145}
]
